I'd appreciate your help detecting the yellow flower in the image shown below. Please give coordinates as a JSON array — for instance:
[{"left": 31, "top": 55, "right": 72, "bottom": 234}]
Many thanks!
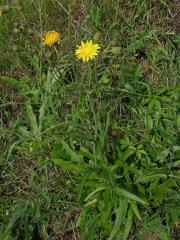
[
  {"left": 75, "top": 40, "right": 100, "bottom": 62},
  {"left": 43, "top": 31, "right": 60, "bottom": 47}
]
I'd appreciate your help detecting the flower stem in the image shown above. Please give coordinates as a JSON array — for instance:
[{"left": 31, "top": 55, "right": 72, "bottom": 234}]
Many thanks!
[{"left": 88, "top": 62, "right": 92, "bottom": 87}]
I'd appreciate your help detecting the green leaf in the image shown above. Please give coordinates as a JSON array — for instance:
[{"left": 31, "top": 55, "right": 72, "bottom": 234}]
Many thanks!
[
  {"left": 85, "top": 198, "right": 97, "bottom": 207},
  {"left": 26, "top": 103, "right": 40, "bottom": 138},
  {"left": 61, "top": 140, "right": 81, "bottom": 162},
  {"left": 7, "top": 207, "right": 25, "bottom": 231},
  {"left": 122, "top": 148, "right": 136, "bottom": 162},
  {"left": 85, "top": 187, "right": 109, "bottom": 202},
  {"left": 115, "top": 188, "right": 147, "bottom": 205},
  {"left": 173, "top": 146, "right": 180, "bottom": 152},
  {"left": 135, "top": 174, "right": 167, "bottom": 183},
  {"left": 146, "top": 115, "right": 153, "bottom": 129},
  {"left": 0, "top": 76, "right": 29, "bottom": 92},
  {"left": 167, "top": 160, "right": 180, "bottom": 168},
  {"left": 170, "top": 207, "right": 180, "bottom": 226},
  {"left": 145, "top": 218, "right": 171, "bottom": 240},
  {"left": 123, "top": 208, "right": 133, "bottom": 240},
  {"left": 130, "top": 201, "right": 142, "bottom": 221},
  {"left": 0, "top": 232, "right": 12, "bottom": 240},
  {"left": 52, "top": 158, "right": 85, "bottom": 173},
  {"left": 109, "top": 199, "right": 128, "bottom": 240}
]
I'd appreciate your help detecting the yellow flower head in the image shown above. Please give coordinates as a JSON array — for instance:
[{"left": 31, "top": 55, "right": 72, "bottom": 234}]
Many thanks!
[
  {"left": 43, "top": 31, "right": 60, "bottom": 47},
  {"left": 75, "top": 40, "right": 100, "bottom": 62}
]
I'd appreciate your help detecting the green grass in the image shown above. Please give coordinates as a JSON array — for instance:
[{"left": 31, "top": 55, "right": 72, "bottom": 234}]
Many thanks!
[{"left": 0, "top": 0, "right": 179, "bottom": 239}]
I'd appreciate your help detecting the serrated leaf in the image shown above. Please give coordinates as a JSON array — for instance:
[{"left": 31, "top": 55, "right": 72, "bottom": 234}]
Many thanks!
[
  {"left": 52, "top": 158, "right": 84, "bottom": 173},
  {"left": 61, "top": 140, "right": 81, "bottom": 162},
  {"left": 115, "top": 188, "right": 146, "bottom": 205},
  {"left": 0, "top": 76, "right": 29, "bottom": 92},
  {"left": 26, "top": 103, "right": 40, "bottom": 138},
  {"left": 145, "top": 218, "right": 171, "bottom": 240},
  {"left": 123, "top": 208, "right": 133, "bottom": 240},
  {"left": 109, "top": 199, "right": 128, "bottom": 240}
]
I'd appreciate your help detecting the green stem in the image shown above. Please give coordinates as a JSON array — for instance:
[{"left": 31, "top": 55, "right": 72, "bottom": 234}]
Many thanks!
[{"left": 88, "top": 62, "right": 92, "bottom": 87}]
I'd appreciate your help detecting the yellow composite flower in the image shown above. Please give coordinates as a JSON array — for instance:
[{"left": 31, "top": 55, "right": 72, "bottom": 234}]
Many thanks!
[
  {"left": 75, "top": 40, "right": 101, "bottom": 62},
  {"left": 43, "top": 31, "right": 61, "bottom": 47}
]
